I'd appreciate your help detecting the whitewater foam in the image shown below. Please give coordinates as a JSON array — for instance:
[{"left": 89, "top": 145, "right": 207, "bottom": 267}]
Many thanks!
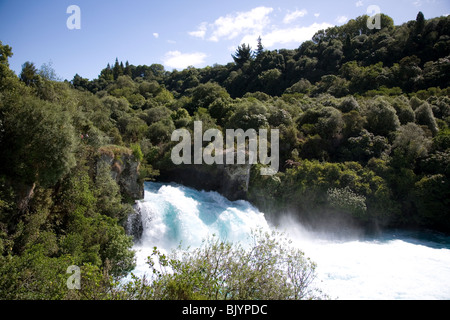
[{"left": 129, "top": 182, "right": 450, "bottom": 300}]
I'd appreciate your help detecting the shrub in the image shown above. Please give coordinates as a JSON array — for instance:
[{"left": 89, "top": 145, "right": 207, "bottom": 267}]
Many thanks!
[
  {"left": 327, "top": 186, "right": 367, "bottom": 218},
  {"left": 142, "top": 229, "right": 327, "bottom": 300},
  {"left": 131, "top": 143, "right": 144, "bottom": 162}
]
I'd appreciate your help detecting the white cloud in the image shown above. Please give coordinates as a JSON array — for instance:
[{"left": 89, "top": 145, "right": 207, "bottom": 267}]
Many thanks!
[
  {"left": 188, "top": 22, "right": 208, "bottom": 39},
  {"left": 208, "top": 6, "right": 273, "bottom": 42},
  {"left": 283, "top": 9, "right": 308, "bottom": 24},
  {"left": 187, "top": 6, "right": 331, "bottom": 52},
  {"left": 413, "top": 0, "right": 422, "bottom": 7},
  {"left": 355, "top": 1, "right": 364, "bottom": 7},
  {"left": 240, "top": 22, "right": 333, "bottom": 49},
  {"left": 336, "top": 16, "right": 348, "bottom": 24},
  {"left": 153, "top": 32, "right": 159, "bottom": 39},
  {"left": 162, "top": 51, "right": 207, "bottom": 70}
]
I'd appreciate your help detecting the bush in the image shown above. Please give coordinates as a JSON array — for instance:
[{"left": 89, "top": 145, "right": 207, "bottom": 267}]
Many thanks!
[
  {"left": 131, "top": 143, "right": 144, "bottom": 162},
  {"left": 415, "top": 102, "right": 439, "bottom": 135},
  {"left": 147, "top": 119, "right": 175, "bottom": 145},
  {"left": 327, "top": 187, "right": 367, "bottom": 218},
  {"left": 364, "top": 97, "right": 400, "bottom": 137},
  {"left": 140, "top": 229, "right": 327, "bottom": 300}
]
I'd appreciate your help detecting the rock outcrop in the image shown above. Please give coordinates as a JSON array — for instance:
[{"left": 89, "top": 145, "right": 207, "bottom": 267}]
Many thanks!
[
  {"left": 158, "top": 161, "right": 251, "bottom": 201},
  {"left": 97, "top": 145, "right": 144, "bottom": 201}
]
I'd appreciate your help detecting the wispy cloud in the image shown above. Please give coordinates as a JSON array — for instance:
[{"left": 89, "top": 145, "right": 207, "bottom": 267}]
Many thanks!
[
  {"left": 188, "top": 22, "right": 208, "bottom": 39},
  {"left": 240, "top": 22, "right": 333, "bottom": 49},
  {"left": 413, "top": 0, "right": 438, "bottom": 8},
  {"left": 355, "top": 1, "right": 364, "bottom": 7},
  {"left": 283, "top": 9, "right": 308, "bottom": 24},
  {"left": 162, "top": 51, "right": 207, "bottom": 70},
  {"left": 336, "top": 16, "right": 348, "bottom": 24},
  {"left": 188, "top": 6, "right": 273, "bottom": 42},
  {"left": 153, "top": 33, "right": 159, "bottom": 39},
  {"left": 209, "top": 6, "right": 273, "bottom": 42},
  {"left": 187, "top": 6, "right": 333, "bottom": 51}
]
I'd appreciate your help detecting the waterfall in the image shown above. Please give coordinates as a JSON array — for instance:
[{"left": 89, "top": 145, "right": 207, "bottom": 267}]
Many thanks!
[{"left": 127, "top": 181, "right": 450, "bottom": 300}]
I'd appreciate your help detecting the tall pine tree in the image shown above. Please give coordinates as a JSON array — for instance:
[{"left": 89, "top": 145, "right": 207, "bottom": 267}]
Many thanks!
[
  {"left": 232, "top": 44, "right": 253, "bottom": 67},
  {"left": 255, "top": 36, "right": 264, "bottom": 58}
]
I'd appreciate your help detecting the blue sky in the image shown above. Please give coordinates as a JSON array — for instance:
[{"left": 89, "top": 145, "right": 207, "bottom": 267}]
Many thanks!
[{"left": 0, "top": 0, "right": 448, "bottom": 80}]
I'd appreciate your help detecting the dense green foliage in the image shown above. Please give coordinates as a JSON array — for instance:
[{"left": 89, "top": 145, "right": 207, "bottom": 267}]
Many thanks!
[
  {"left": 0, "top": 41, "right": 138, "bottom": 299},
  {"left": 129, "top": 230, "right": 326, "bottom": 300},
  {"left": 0, "top": 12, "right": 449, "bottom": 299}
]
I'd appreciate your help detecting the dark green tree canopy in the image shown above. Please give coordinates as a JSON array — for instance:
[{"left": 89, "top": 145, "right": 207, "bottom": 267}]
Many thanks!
[
  {"left": 20, "top": 61, "right": 39, "bottom": 86},
  {"left": 232, "top": 43, "right": 253, "bottom": 67}
]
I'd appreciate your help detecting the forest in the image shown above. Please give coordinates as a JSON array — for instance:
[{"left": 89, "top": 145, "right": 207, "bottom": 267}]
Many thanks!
[{"left": 0, "top": 12, "right": 449, "bottom": 299}]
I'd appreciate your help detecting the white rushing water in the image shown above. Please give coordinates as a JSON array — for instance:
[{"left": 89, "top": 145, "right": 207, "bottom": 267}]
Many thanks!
[{"left": 130, "top": 182, "right": 450, "bottom": 300}]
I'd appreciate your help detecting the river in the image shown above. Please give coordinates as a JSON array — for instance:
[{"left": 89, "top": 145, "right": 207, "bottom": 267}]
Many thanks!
[{"left": 129, "top": 182, "right": 450, "bottom": 300}]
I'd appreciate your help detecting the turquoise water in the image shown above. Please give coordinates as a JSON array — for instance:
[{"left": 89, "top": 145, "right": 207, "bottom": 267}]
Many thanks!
[{"left": 130, "top": 182, "right": 450, "bottom": 300}]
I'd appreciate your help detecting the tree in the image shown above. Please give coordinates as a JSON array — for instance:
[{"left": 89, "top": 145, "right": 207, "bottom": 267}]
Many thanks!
[
  {"left": 343, "top": 129, "right": 389, "bottom": 162},
  {"left": 189, "top": 82, "right": 230, "bottom": 113},
  {"left": 391, "top": 96, "right": 415, "bottom": 125},
  {"left": 100, "top": 63, "right": 114, "bottom": 81},
  {"left": 365, "top": 97, "right": 400, "bottom": 136},
  {"left": 342, "top": 110, "right": 367, "bottom": 139},
  {"left": 339, "top": 96, "right": 360, "bottom": 113},
  {"left": 258, "top": 68, "right": 282, "bottom": 96},
  {"left": 207, "top": 98, "right": 232, "bottom": 127},
  {"left": 171, "top": 107, "right": 192, "bottom": 128},
  {"left": 298, "top": 106, "right": 344, "bottom": 140},
  {"left": 113, "top": 58, "right": 123, "bottom": 80},
  {"left": 415, "top": 102, "right": 439, "bottom": 135},
  {"left": 72, "top": 73, "right": 90, "bottom": 90},
  {"left": 39, "top": 61, "right": 60, "bottom": 81},
  {"left": 20, "top": 61, "right": 39, "bottom": 86},
  {"left": 147, "top": 118, "right": 175, "bottom": 145},
  {"left": 1, "top": 96, "right": 77, "bottom": 187},
  {"left": 232, "top": 44, "right": 253, "bottom": 67},
  {"left": 285, "top": 79, "right": 312, "bottom": 94},
  {"left": 227, "top": 99, "right": 269, "bottom": 130},
  {"left": 391, "top": 123, "right": 432, "bottom": 168},
  {"left": 396, "top": 56, "right": 422, "bottom": 91},
  {"left": 119, "top": 115, "right": 148, "bottom": 143},
  {"left": 415, "top": 12, "right": 425, "bottom": 36},
  {"left": 124, "top": 61, "right": 132, "bottom": 77},
  {"left": 414, "top": 174, "right": 450, "bottom": 231},
  {"left": 255, "top": 36, "right": 264, "bottom": 58},
  {"left": 0, "top": 41, "right": 13, "bottom": 66}
]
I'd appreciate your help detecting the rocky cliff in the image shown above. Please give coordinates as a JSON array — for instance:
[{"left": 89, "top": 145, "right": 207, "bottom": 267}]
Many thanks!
[
  {"left": 158, "top": 161, "right": 251, "bottom": 201},
  {"left": 97, "top": 145, "right": 144, "bottom": 201}
]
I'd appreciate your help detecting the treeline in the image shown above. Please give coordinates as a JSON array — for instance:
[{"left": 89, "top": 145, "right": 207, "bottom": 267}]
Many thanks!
[
  {"left": 74, "top": 13, "right": 449, "bottom": 99},
  {"left": 0, "top": 12, "right": 449, "bottom": 299}
]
